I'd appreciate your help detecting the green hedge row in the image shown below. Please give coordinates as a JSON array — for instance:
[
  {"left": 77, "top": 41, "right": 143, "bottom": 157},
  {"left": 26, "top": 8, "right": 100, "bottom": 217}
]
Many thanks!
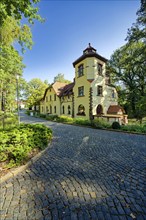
[
  {"left": 0, "top": 123, "right": 52, "bottom": 168},
  {"left": 40, "top": 114, "right": 146, "bottom": 134}
]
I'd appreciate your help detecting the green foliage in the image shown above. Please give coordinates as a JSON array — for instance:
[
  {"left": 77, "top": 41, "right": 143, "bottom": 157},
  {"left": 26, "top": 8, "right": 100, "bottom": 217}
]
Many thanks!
[
  {"left": 24, "top": 78, "right": 48, "bottom": 109},
  {"left": 108, "top": 41, "right": 146, "bottom": 119},
  {"left": 0, "top": 0, "right": 43, "bottom": 26},
  {"left": 56, "top": 115, "right": 74, "bottom": 123},
  {"left": 112, "top": 122, "right": 121, "bottom": 129},
  {"left": 0, "top": 1, "right": 43, "bottom": 113},
  {"left": 39, "top": 114, "right": 46, "bottom": 118},
  {"left": 121, "top": 124, "right": 146, "bottom": 133},
  {"left": 0, "top": 112, "right": 18, "bottom": 130},
  {"left": 92, "top": 118, "right": 111, "bottom": 129},
  {"left": 46, "top": 114, "right": 59, "bottom": 121},
  {"left": 0, "top": 124, "right": 52, "bottom": 168},
  {"left": 74, "top": 118, "right": 91, "bottom": 126},
  {"left": 108, "top": 1, "right": 146, "bottom": 120},
  {"left": 126, "top": 0, "right": 146, "bottom": 43}
]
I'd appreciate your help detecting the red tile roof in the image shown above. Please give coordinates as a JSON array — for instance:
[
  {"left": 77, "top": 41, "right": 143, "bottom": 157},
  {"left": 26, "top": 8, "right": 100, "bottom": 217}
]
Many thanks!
[
  {"left": 52, "top": 82, "right": 68, "bottom": 96},
  {"left": 59, "top": 82, "right": 74, "bottom": 97},
  {"left": 107, "top": 105, "right": 125, "bottom": 114}
]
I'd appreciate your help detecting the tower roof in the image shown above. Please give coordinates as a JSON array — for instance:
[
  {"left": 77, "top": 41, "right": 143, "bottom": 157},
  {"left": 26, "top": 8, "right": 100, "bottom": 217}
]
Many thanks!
[{"left": 73, "top": 43, "right": 107, "bottom": 67}]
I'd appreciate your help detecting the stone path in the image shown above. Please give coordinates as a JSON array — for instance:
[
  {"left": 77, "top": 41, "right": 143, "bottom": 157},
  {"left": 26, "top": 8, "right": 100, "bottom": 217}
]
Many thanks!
[{"left": 0, "top": 112, "right": 146, "bottom": 219}]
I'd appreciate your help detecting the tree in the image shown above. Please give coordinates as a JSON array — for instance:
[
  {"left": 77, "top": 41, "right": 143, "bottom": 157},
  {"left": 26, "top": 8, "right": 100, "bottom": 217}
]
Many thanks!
[
  {"left": 54, "top": 73, "right": 71, "bottom": 83},
  {"left": 126, "top": 0, "right": 146, "bottom": 43},
  {"left": 108, "top": 1, "right": 146, "bottom": 121},
  {"left": 24, "top": 78, "right": 48, "bottom": 110},
  {"left": 0, "top": 0, "right": 43, "bottom": 26},
  {"left": 108, "top": 41, "right": 146, "bottom": 119},
  {"left": 0, "top": 1, "right": 43, "bottom": 112}
]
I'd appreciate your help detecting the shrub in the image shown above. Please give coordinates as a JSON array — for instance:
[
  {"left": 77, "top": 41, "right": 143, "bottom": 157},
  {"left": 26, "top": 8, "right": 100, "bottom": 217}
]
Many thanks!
[
  {"left": 74, "top": 118, "right": 91, "bottom": 126},
  {"left": 0, "top": 123, "right": 52, "bottom": 168},
  {"left": 92, "top": 118, "right": 111, "bottom": 129},
  {"left": 121, "top": 124, "right": 146, "bottom": 133},
  {"left": 46, "top": 114, "right": 59, "bottom": 121},
  {"left": 39, "top": 114, "right": 46, "bottom": 118},
  {"left": 25, "top": 110, "right": 30, "bottom": 115},
  {"left": 0, "top": 112, "right": 18, "bottom": 130},
  {"left": 56, "top": 115, "right": 74, "bottom": 123},
  {"left": 112, "top": 121, "right": 121, "bottom": 129}
]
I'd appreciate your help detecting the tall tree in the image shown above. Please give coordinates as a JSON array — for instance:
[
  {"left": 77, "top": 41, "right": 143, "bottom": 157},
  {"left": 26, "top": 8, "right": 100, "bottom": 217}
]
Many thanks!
[
  {"left": 0, "top": 0, "right": 43, "bottom": 112},
  {"left": 108, "top": 0, "right": 146, "bottom": 121}
]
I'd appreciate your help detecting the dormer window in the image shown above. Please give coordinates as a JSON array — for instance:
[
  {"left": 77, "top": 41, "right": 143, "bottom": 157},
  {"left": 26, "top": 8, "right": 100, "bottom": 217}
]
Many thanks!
[
  {"left": 98, "top": 63, "right": 103, "bottom": 75},
  {"left": 78, "top": 64, "right": 84, "bottom": 77}
]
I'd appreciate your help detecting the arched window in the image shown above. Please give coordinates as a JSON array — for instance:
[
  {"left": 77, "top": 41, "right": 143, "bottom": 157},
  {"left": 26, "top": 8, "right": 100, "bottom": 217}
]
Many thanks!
[
  {"left": 68, "top": 105, "right": 71, "bottom": 114},
  {"left": 77, "top": 104, "right": 85, "bottom": 116},
  {"left": 96, "top": 104, "right": 103, "bottom": 115},
  {"left": 62, "top": 105, "right": 65, "bottom": 114}
]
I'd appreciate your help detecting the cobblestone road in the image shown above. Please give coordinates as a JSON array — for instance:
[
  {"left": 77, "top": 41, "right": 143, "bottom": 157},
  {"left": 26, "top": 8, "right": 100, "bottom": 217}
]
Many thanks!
[{"left": 0, "top": 112, "right": 146, "bottom": 220}]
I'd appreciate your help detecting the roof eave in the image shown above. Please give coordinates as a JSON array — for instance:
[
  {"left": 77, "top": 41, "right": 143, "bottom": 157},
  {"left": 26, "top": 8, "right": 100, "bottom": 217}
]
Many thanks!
[{"left": 73, "top": 53, "right": 108, "bottom": 67}]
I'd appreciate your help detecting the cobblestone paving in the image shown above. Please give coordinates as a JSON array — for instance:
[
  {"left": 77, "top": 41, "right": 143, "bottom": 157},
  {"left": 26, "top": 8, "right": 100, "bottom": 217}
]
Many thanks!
[{"left": 0, "top": 112, "right": 146, "bottom": 220}]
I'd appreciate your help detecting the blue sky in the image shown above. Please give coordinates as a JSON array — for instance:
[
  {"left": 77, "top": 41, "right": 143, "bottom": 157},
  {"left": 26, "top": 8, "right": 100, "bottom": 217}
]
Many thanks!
[{"left": 21, "top": 0, "right": 140, "bottom": 83}]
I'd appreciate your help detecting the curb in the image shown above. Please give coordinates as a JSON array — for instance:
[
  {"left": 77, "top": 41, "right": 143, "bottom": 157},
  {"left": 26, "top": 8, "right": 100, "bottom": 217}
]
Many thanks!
[{"left": 0, "top": 143, "right": 51, "bottom": 184}]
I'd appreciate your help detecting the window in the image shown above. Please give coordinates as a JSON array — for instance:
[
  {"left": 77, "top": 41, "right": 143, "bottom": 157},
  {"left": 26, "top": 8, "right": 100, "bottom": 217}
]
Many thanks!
[
  {"left": 98, "top": 63, "right": 103, "bottom": 75},
  {"left": 78, "top": 64, "right": 84, "bottom": 77},
  {"left": 46, "top": 106, "right": 48, "bottom": 113},
  {"left": 62, "top": 106, "right": 65, "bottom": 114},
  {"left": 42, "top": 106, "right": 43, "bottom": 113},
  {"left": 50, "top": 105, "right": 52, "bottom": 114},
  {"left": 96, "top": 105, "right": 103, "bottom": 115},
  {"left": 105, "top": 72, "right": 111, "bottom": 84},
  {"left": 77, "top": 104, "right": 85, "bottom": 116},
  {"left": 68, "top": 105, "right": 71, "bottom": 114},
  {"left": 97, "top": 86, "right": 103, "bottom": 96},
  {"left": 46, "top": 96, "right": 48, "bottom": 102},
  {"left": 112, "top": 90, "right": 115, "bottom": 98},
  {"left": 50, "top": 95, "right": 52, "bottom": 101},
  {"left": 54, "top": 94, "right": 56, "bottom": 101},
  {"left": 54, "top": 106, "right": 56, "bottom": 113},
  {"left": 78, "top": 86, "right": 84, "bottom": 97}
]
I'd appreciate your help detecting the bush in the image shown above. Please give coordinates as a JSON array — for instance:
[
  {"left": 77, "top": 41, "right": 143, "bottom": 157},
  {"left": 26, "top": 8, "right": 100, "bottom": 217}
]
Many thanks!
[
  {"left": 25, "top": 110, "right": 30, "bottom": 115},
  {"left": 46, "top": 114, "right": 59, "bottom": 121},
  {"left": 112, "top": 121, "right": 121, "bottom": 129},
  {"left": 0, "top": 112, "right": 18, "bottom": 130},
  {"left": 0, "top": 123, "right": 52, "bottom": 168},
  {"left": 74, "top": 118, "right": 91, "bottom": 126},
  {"left": 56, "top": 115, "right": 74, "bottom": 123},
  {"left": 39, "top": 114, "right": 46, "bottom": 118},
  {"left": 121, "top": 124, "right": 146, "bottom": 133},
  {"left": 92, "top": 118, "right": 111, "bottom": 129}
]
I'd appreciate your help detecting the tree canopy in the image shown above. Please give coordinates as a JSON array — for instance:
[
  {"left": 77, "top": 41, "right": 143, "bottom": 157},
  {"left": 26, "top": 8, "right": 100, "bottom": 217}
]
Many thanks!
[
  {"left": 108, "top": 0, "right": 146, "bottom": 121},
  {"left": 0, "top": 0, "right": 42, "bottom": 26},
  {"left": 24, "top": 78, "right": 48, "bottom": 109},
  {"left": 0, "top": 0, "right": 42, "bottom": 112}
]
